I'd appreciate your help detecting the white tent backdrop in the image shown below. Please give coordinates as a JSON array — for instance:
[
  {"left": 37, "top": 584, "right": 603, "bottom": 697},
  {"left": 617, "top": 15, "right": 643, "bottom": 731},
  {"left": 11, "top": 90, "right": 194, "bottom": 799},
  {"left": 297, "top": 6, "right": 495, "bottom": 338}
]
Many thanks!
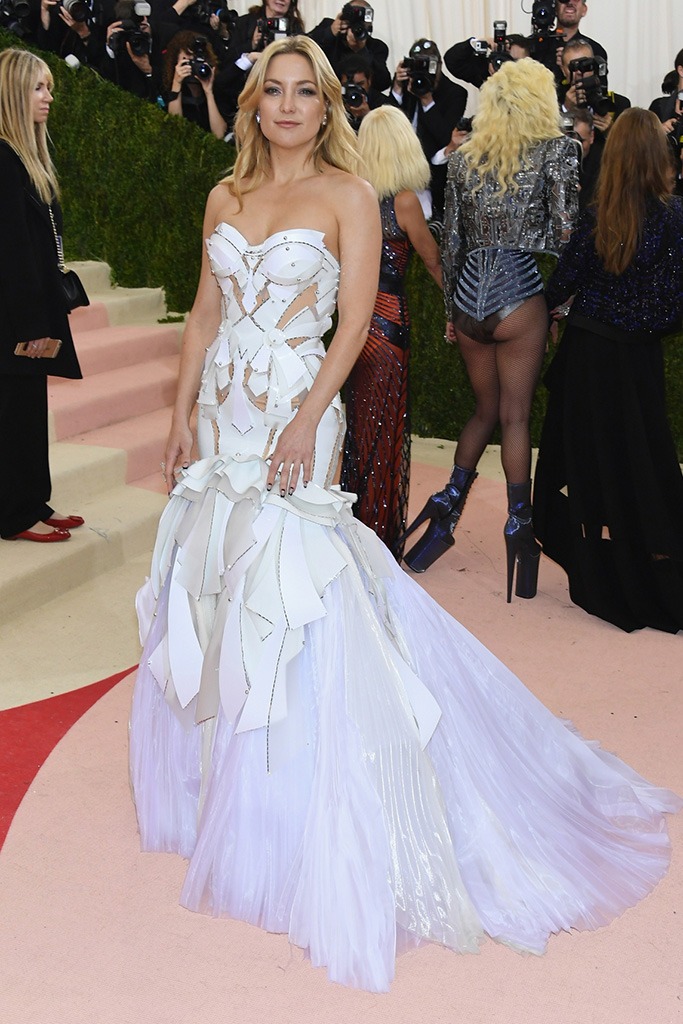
[{"left": 227, "top": 1, "right": 683, "bottom": 110}]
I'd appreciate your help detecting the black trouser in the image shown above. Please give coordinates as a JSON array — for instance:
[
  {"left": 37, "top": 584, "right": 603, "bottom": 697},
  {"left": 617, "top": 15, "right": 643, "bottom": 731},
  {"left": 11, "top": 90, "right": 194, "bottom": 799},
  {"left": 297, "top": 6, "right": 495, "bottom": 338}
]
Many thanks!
[{"left": 0, "top": 374, "right": 53, "bottom": 538}]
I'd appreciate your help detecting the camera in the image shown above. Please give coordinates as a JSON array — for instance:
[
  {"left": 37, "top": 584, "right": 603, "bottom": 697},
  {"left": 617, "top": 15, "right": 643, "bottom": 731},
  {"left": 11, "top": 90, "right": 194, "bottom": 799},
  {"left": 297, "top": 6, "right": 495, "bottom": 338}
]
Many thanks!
[
  {"left": 193, "top": 0, "right": 237, "bottom": 27},
  {"left": 402, "top": 54, "right": 438, "bottom": 96},
  {"left": 568, "top": 56, "right": 613, "bottom": 116},
  {"left": 493, "top": 20, "right": 507, "bottom": 51},
  {"left": 341, "top": 82, "right": 367, "bottom": 108},
  {"left": 457, "top": 116, "right": 473, "bottom": 133},
  {"left": 255, "top": 15, "right": 292, "bottom": 48},
  {"left": 531, "top": 1, "right": 555, "bottom": 32},
  {"left": 0, "top": 0, "right": 30, "bottom": 35},
  {"left": 110, "top": 1, "right": 151, "bottom": 57},
  {"left": 341, "top": 3, "right": 373, "bottom": 42},
  {"left": 61, "top": 0, "right": 91, "bottom": 22},
  {"left": 187, "top": 36, "right": 212, "bottom": 81}
]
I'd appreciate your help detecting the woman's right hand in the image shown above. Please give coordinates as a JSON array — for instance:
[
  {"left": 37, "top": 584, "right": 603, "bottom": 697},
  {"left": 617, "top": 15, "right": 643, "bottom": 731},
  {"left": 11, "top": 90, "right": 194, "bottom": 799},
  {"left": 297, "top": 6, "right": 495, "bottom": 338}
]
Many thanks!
[
  {"left": 173, "top": 55, "right": 192, "bottom": 92},
  {"left": 22, "top": 337, "right": 59, "bottom": 358},
  {"left": 163, "top": 420, "right": 193, "bottom": 493}
]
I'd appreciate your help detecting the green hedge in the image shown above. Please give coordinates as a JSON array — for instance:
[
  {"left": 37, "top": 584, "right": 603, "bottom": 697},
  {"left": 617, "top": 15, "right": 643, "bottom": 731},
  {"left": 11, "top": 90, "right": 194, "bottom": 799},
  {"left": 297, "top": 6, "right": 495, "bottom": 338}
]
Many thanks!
[{"left": 3, "top": 30, "right": 682, "bottom": 452}]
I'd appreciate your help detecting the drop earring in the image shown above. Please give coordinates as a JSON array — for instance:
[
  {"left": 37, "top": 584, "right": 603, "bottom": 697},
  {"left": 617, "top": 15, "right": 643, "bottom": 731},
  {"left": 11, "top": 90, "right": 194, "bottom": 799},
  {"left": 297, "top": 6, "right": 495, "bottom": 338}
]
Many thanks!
[
  {"left": 255, "top": 111, "right": 261, "bottom": 124},
  {"left": 321, "top": 114, "right": 328, "bottom": 127}
]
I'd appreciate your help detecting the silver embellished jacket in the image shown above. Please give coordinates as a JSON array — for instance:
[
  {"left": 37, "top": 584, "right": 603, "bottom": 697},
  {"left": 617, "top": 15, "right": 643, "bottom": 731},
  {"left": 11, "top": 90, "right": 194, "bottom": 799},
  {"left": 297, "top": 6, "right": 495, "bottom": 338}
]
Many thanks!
[{"left": 442, "top": 135, "right": 580, "bottom": 321}]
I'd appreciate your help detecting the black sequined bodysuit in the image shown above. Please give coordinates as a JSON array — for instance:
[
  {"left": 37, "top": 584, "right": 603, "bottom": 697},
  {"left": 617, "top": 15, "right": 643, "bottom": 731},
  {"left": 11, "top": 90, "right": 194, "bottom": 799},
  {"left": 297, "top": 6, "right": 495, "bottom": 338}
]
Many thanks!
[{"left": 341, "top": 195, "right": 412, "bottom": 558}]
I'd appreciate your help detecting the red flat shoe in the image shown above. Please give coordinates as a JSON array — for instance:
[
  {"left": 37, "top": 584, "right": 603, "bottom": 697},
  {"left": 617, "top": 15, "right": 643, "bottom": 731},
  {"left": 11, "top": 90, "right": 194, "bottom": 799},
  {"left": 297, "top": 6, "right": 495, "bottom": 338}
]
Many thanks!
[
  {"left": 8, "top": 527, "right": 71, "bottom": 542},
  {"left": 43, "top": 515, "right": 85, "bottom": 529}
]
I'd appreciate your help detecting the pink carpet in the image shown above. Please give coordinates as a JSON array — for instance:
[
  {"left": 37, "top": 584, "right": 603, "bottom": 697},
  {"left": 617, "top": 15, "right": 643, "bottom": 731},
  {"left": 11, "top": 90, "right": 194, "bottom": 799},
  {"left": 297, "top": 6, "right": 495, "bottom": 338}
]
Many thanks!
[{"left": 1, "top": 474, "right": 681, "bottom": 1024}]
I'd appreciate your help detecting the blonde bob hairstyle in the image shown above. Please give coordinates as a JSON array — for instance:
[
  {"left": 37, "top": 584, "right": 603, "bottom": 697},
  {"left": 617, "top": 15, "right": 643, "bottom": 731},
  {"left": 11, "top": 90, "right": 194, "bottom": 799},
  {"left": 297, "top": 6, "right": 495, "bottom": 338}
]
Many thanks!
[
  {"left": 222, "top": 36, "right": 359, "bottom": 207},
  {"left": 460, "top": 57, "right": 562, "bottom": 195},
  {"left": 0, "top": 48, "right": 59, "bottom": 204},
  {"left": 357, "top": 106, "right": 430, "bottom": 200}
]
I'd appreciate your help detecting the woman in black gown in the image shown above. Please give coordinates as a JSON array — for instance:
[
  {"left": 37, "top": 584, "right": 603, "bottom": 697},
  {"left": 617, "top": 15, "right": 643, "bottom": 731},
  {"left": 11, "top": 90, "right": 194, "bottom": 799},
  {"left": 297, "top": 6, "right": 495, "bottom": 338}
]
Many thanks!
[{"left": 533, "top": 107, "right": 683, "bottom": 633}]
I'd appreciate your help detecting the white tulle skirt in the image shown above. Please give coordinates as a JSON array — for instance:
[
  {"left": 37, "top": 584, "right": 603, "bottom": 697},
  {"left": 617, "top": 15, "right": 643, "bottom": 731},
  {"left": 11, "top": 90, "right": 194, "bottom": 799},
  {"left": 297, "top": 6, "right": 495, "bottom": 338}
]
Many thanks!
[{"left": 130, "top": 454, "right": 681, "bottom": 992}]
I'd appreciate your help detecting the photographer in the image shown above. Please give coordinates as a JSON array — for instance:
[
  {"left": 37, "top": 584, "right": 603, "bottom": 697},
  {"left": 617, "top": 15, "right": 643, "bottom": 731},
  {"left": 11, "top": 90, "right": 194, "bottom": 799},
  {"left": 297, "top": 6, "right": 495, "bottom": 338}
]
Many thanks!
[
  {"left": 101, "top": 0, "right": 160, "bottom": 100},
  {"left": 531, "top": 1, "right": 607, "bottom": 83},
  {"left": 162, "top": 29, "right": 228, "bottom": 138},
  {"left": 215, "top": 0, "right": 303, "bottom": 128},
  {"left": 152, "top": 0, "right": 229, "bottom": 57},
  {"left": 560, "top": 39, "right": 629, "bottom": 139},
  {"left": 390, "top": 38, "right": 467, "bottom": 221},
  {"left": 649, "top": 48, "right": 683, "bottom": 196},
  {"left": 444, "top": 30, "right": 530, "bottom": 89},
  {"left": 37, "top": 0, "right": 106, "bottom": 67},
  {"left": 308, "top": 1, "right": 391, "bottom": 92},
  {"left": 338, "top": 53, "right": 390, "bottom": 131},
  {"left": 562, "top": 107, "right": 600, "bottom": 208}
]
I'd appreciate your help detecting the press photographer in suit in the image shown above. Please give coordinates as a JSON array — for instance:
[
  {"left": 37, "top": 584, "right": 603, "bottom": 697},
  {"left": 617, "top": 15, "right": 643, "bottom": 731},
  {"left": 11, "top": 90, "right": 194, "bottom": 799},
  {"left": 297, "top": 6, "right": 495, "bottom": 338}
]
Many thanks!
[{"left": 390, "top": 39, "right": 467, "bottom": 221}]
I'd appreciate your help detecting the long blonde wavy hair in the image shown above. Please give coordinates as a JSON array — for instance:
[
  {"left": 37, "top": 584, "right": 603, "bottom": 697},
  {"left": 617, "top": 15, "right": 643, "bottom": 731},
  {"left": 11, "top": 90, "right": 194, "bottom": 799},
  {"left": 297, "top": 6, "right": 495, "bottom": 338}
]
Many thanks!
[
  {"left": 357, "top": 106, "right": 430, "bottom": 200},
  {"left": 0, "top": 48, "right": 59, "bottom": 204},
  {"left": 222, "top": 36, "right": 359, "bottom": 207},
  {"left": 460, "top": 57, "right": 562, "bottom": 195}
]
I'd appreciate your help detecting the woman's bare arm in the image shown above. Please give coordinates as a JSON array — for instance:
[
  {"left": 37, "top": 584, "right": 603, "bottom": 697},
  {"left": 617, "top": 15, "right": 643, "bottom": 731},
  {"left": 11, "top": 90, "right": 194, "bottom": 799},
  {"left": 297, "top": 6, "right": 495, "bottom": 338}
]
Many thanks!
[
  {"left": 265, "top": 176, "right": 382, "bottom": 494},
  {"left": 394, "top": 189, "right": 443, "bottom": 289}
]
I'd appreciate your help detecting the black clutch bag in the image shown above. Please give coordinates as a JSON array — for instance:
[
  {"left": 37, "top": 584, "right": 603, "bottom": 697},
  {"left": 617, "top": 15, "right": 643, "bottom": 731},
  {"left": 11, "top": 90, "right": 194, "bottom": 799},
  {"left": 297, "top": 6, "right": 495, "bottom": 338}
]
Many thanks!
[
  {"left": 60, "top": 267, "right": 90, "bottom": 312},
  {"left": 49, "top": 205, "right": 90, "bottom": 312}
]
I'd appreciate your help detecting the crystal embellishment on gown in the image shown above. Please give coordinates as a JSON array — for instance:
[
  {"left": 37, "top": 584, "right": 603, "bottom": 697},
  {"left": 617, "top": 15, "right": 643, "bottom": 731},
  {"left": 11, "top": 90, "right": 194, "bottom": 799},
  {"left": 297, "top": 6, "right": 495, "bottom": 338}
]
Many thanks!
[{"left": 130, "top": 226, "right": 681, "bottom": 993}]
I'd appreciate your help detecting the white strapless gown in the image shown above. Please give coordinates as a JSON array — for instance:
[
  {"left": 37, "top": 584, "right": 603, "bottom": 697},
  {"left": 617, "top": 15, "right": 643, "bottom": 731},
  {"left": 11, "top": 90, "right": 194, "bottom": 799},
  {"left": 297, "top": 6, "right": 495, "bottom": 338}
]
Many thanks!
[{"left": 130, "top": 225, "right": 680, "bottom": 992}]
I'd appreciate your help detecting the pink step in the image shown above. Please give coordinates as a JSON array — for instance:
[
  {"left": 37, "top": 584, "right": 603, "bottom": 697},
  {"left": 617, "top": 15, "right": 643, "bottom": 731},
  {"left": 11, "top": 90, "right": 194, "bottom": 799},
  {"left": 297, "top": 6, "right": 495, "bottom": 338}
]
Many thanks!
[
  {"left": 69, "top": 406, "right": 172, "bottom": 483},
  {"left": 68, "top": 302, "right": 110, "bottom": 332},
  {"left": 71, "top": 324, "right": 180, "bottom": 376},
  {"left": 48, "top": 356, "right": 179, "bottom": 439}
]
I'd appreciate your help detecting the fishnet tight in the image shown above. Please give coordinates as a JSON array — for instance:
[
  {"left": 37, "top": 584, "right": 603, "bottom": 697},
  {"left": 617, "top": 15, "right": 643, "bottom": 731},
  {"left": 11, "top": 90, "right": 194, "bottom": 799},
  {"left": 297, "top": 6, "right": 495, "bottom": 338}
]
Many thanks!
[{"left": 453, "top": 294, "right": 549, "bottom": 486}]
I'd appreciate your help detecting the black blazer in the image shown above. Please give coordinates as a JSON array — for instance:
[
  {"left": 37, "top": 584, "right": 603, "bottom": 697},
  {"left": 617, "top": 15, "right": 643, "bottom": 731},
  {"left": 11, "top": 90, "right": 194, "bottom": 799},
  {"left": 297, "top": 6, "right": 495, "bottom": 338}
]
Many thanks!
[{"left": 0, "top": 142, "right": 81, "bottom": 380}]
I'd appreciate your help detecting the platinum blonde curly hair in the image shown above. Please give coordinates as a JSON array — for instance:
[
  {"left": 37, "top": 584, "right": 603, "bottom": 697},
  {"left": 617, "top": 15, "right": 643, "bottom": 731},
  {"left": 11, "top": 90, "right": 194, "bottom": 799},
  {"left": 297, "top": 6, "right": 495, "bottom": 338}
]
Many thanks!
[{"left": 460, "top": 57, "right": 563, "bottom": 195}]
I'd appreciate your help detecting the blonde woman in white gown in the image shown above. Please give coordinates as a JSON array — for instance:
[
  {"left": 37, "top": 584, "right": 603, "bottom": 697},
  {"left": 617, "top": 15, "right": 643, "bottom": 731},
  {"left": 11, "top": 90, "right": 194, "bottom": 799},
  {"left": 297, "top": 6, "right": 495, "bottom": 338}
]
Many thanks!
[{"left": 130, "top": 36, "right": 681, "bottom": 993}]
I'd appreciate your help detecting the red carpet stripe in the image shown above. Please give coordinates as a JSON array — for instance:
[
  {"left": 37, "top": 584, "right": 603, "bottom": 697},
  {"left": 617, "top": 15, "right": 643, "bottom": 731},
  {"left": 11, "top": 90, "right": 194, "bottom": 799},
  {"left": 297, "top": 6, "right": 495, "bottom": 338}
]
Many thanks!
[{"left": 0, "top": 666, "right": 135, "bottom": 850}]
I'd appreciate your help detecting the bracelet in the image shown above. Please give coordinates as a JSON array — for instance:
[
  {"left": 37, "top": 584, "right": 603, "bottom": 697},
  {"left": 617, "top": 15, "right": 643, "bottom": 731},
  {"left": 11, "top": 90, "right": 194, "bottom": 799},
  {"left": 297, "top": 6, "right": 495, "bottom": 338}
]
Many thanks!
[{"left": 169, "top": 90, "right": 180, "bottom": 100}]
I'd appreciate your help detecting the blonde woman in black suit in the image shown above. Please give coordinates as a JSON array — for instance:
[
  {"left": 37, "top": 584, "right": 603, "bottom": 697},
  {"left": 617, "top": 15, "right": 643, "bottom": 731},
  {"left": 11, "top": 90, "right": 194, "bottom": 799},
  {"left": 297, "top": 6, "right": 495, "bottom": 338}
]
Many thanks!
[{"left": 0, "top": 48, "right": 83, "bottom": 542}]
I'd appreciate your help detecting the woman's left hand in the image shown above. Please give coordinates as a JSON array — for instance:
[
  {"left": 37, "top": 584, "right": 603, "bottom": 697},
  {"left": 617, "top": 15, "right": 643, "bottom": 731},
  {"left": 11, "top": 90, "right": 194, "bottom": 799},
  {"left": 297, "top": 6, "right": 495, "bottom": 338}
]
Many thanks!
[
  {"left": 266, "top": 415, "right": 316, "bottom": 495},
  {"left": 199, "top": 66, "right": 215, "bottom": 93},
  {"left": 445, "top": 321, "right": 457, "bottom": 343}
]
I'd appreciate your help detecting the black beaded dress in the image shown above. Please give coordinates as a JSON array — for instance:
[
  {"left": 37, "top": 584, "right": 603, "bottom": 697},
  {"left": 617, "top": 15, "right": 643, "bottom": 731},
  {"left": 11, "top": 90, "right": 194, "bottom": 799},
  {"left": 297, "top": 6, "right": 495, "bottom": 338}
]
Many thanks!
[
  {"left": 341, "top": 195, "right": 412, "bottom": 559},
  {"left": 534, "top": 200, "right": 683, "bottom": 633}
]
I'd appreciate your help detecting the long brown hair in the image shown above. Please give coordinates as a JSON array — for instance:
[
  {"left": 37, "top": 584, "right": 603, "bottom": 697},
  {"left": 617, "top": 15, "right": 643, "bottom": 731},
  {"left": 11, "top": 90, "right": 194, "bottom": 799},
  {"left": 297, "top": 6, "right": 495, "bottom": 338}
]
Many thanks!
[{"left": 593, "top": 108, "right": 674, "bottom": 275}]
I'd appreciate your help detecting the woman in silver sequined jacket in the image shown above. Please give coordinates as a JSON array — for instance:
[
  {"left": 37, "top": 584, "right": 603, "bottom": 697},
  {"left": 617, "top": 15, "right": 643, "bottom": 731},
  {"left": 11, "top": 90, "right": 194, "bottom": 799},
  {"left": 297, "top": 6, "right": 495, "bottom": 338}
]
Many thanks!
[{"left": 401, "top": 58, "right": 579, "bottom": 601}]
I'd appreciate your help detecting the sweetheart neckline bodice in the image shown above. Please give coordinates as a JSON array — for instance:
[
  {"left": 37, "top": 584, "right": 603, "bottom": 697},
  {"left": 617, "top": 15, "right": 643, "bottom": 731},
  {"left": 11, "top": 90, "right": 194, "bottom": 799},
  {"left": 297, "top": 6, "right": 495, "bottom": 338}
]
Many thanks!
[{"left": 212, "top": 222, "right": 341, "bottom": 269}]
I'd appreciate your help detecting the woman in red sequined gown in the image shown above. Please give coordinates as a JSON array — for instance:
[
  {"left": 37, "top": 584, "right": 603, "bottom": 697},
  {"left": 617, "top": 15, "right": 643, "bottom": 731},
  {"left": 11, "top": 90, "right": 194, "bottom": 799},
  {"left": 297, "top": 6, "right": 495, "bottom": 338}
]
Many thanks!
[{"left": 341, "top": 107, "right": 442, "bottom": 558}]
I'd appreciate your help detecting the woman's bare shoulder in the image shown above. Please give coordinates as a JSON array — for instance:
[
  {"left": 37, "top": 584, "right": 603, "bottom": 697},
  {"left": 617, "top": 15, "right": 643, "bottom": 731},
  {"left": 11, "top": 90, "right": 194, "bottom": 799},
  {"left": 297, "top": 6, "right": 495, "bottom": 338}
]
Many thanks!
[
  {"left": 319, "top": 167, "right": 378, "bottom": 217},
  {"left": 205, "top": 181, "right": 241, "bottom": 226}
]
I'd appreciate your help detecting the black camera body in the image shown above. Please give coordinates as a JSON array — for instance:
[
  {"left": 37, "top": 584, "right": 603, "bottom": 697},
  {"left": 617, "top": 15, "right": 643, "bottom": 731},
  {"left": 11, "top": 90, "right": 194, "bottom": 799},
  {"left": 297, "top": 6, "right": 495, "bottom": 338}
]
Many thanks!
[
  {"left": 61, "top": 0, "right": 92, "bottom": 23},
  {"left": 256, "top": 15, "right": 291, "bottom": 49},
  {"left": 0, "top": 0, "right": 30, "bottom": 36},
  {"left": 341, "top": 82, "right": 367, "bottom": 108},
  {"left": 193, "top": 0, "right": 237, "bottom": 27},
  {"left": 402, "top": 54, "right": 438, "bottom": 96},
  {"left": 341, "top": 3, "right": 373, "bottom": 42},
  {"left": 187, "top": 36, "right": 212, "bottom": 81},
  {"left": 457, "top": 116, "right": 473, "bottom": 133},
  {"left": 531, "top": 1, "right": 555, "bottom": 32},
  {"left": 110, "top": 2, "right": 152, "bottom": 57},
  {"left": 568, "top": 56, "right": 613, "bottom": 116}
]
